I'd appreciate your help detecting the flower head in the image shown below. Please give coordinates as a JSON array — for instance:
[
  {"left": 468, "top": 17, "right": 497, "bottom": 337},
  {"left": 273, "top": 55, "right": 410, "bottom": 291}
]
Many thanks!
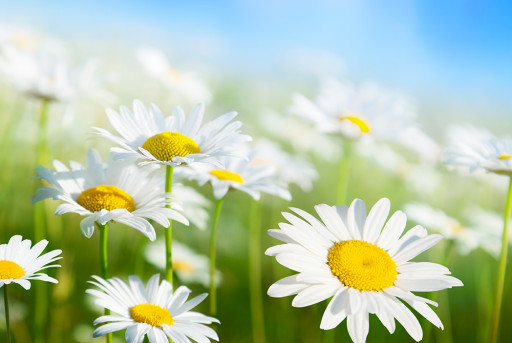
[
  {"left": 0, "top": 235, "right": 61, "bottom": 289},
  {"left": 33, "top": 149, "right": 188, "bottom": 240},
  {"left": 94, "top": 100, "right": 251, "bottom": 168},
  {"left": 289, "top": 78, "right": 417, "bottom": 141},
  {"left": 178, "top": 154, "right": 291, "bottom": 201},
  {"left": 267, "top": 198, "right": 462, "bottom": 343},
  {"left": 445, "top": 126, "right": 512, "bottom": 176},
  {"left": 87, "top": 274, "right": 219, "bottom": 342}
]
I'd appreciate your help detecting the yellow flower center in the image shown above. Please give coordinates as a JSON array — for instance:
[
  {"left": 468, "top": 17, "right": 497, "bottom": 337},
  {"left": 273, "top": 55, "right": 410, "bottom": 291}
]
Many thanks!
[
  {"left": 130, "top": 304, "right": 173, "bottom": 327},
  {"left": 173, "top": 260, "right": 194, "bottom": 275},
  {"left": 77, "top": 185, "right": 135, "bottom": 212},
  {"left": 449, "top": 221, "right": 464, "bottom": 235},
  {"left": 209, "top": 169, "right": 244, "bottom": 183},
  {"left": 498, "top": 154, "right": 512, "bottom": 160},
  {"left": 338, "top": 115, "right": 371, "bottom": 134},
  {"left": 142, "top": 132, "right": 200, "bottom": 162},
  {"left": 327, "top": 240, "right": 397, "bottom": 291},
  {"left": 0, "top": 260, "right": 25, "bottom": 279}
]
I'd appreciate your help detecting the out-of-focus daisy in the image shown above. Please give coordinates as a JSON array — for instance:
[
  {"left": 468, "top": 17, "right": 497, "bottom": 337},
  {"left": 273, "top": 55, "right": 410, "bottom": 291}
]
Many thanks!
[
  {"left": 251, "top": 139, "right": 318, "bottom": 192},
  {"left": 33, "top": 149, "right": 188, "bottom": 240},
  {"left": 173, "top": 184, "right": 211, "bottom": 230},
  {"left": 87, "top": 274, "right": 219, "bottom": 342},
  {"left": 260, "top": 108, "right": 341, "bottom": 161},
  {"left": 145, "top": 240, "right": 220, "bottom": 288},
  {"left": 0, "top": 235, "right": 61, "bottom": 290},
  {"left": 465, "top": 207, "right": 508, "bottom": 258},
  {"left": 94, "top": 100, "right": 251, "bottom": 168},
  {"left": 404, "top": 203, "right": 481, "bottom": 255},
  {"left": 0, "top": 45, "right": 109, "bottom": 103},
  {"left": 445, "top": 127, "right": 512, "bottom": 176},
  {"left": 289, "top": 78, "right": 417, "bottom": 141},
  {"left": 267, "top": 198, "right": 462, "bottom": 343},
  {"left": 178, "top": 155, "right": 291, "bottom": 201},
  {"left": 137, "top": 47, "right": 212, "bottom": 105}
]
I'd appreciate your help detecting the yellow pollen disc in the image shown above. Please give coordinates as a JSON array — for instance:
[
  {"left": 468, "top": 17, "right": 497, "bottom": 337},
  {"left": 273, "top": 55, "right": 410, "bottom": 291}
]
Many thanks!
[
  {"left": 130, "top": 304, "right": 173, "bottom": 327},
  {"left": 173, "top": 260, "right": 194, "bottom": 275},
  {"left": 0, "top": 260, "right": 25, "bottom": 279},
  {"left": 209, "top": 169, "right": 244, "bottom": 183},
  {"left": 327, "top": 240, "right": 397, "bottom": 291},
  {"left": 142, "top": 132, "right": 200, "bottom": 162},
  {"left": 77, "top": 185, "right": 135, "bottom": 212},
  {"left": 338, "top": 115, "right": 371, "bottom": 134},
  {"left": 498, "top": 154, "right": 512, "bottom": 160},
  {"left": 449, "top": 221, "right": 464, "bottom": 235}
]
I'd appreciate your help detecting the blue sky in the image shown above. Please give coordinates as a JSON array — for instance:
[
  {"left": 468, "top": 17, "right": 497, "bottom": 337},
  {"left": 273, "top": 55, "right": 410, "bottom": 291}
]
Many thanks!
[{"left": 3, "top": 0, "right": 512, "bottom": 116}]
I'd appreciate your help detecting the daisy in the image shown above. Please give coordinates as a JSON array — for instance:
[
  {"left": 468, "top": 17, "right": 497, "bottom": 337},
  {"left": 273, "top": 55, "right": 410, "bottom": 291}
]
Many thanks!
[
  {"left": 251, "top": 139, "right": 318, "bottom": 192},
  {"left": 94, "top": 100, "right": 251, "bottom": 168},
  {"left": 33, "top": 149, "right": 188, "bottom": 240},
  {"left": 0, "top": 235, "right": 61, "bottom": 290},
  {"left": 87, "top": 273, "right": 219, "bottom": 343},
  {"left": 178, "top": 154, "right": 291, "bottom": 201},
  {"left": 137, "top": 47, "right": 212, "bottom": 105},
  {"left": 145, "top": 240, "right": 220, "bottom": 288},
  {"left": 172, "top": 184, "right": 211, "bottom": 231},
  {"left": 289, "top": 78, "right": 417, "bottom": 141},
  {"left": 404, "top": 203, "right": 481, "bottom": 256},
  {"left": 444, "top": 129, "right": 512, "bottom": 176},
  {"left": 266, "top": 198, "right": 463, "bottom": 343}
]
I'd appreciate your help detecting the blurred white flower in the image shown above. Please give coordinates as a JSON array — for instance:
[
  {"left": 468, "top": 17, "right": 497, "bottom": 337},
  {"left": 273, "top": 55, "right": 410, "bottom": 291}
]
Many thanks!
[
  {"left": 465, "top": 206, "right": 508, "bottom": 258},
  {"left": 33, "top": 149, "right": 188, "bottom": 240},
  {"left": 145, "top": 240, "right": 220, "bottom": 288},
  {"left": 444, "top": 125, "right": 512, "bottom": 176},
  {"left": 289, "top": 78, "right": 418, "bottom": 142},
  {"left": 137, "top": 46, "right": 212, "bottom": 105},
  {"left": 403, "top": 203, "right": 481, "bottom": 255},
  {"left": 251, "top": 139, "right": 318, "bottom": 192},
  {"left": 260, "top": 108, "right": 341, "bottom": 160},
  {"left": 177, "top": 155, "right": 291, "bottom": 201},
  {"left": 173, "top": 184, "right": 211, "bottom": 230},
  {"left": 95, "top": 100, "right": 251, "bottom": 168}
]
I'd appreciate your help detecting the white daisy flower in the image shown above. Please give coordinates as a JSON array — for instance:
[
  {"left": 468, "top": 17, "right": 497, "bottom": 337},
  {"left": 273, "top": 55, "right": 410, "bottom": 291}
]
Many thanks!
[
  {"left": 465, "top": 206, "right": 508, "bottom": 258},
  {"left": 444, "top": 126, "right": 512, "bottom": 176},
  {"left": 137, "top": 47, "right": 212, "bottom": 105},
  {"left": 145, "top": 240, "right": 220, "bottom": 288},
  {"left": 0, "top": 235, "right": 61, "bottom": 290},
  {"left": 177, "top": 155, "right": 291, "bottom": 201},
  {"left": 87, "top": 273, "right": 219, "bottom": 343},
  {"left": 251, "top": 139, "right": 318, "bottom": 192},
  {"left": 266, "top": 198, "right": 463, "bottom": 343},
  {"left": 94, "top": 100, "right": 251, "bottom": 168},
  {"left": 173, "top": 184, "right": 211, "bottom": 230},
  {"left": 289, "top": 78, "right": 417, "bottom": 141},
  {"left": 404, "top": 203, "right": 481, "bottom": 255},
  {"left": 33, "top": 149, "right": 188, "bottom": 241}
]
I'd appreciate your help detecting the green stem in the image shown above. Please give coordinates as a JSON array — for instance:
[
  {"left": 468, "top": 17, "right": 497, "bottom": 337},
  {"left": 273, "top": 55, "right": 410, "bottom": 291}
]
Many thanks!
[
  {"left": 4, "top": 286, "right": 11, "bottom": 343},
  {"left": 489, "top": 177, "right": 512, "bottom": 343},
  {"left": 165, "top": 165, "right": 174, "bottom": 285},
  {"left": 99, "top": 222, "right": 112, "bottom": 343},
  {"left": 33, "top": 98, "right": 50, "bottom": 343},
  {"left": 209, "top": 198, "right": 224, "bottom": 315},
  {"left": 336, "top": 140, "right": 353, "bottom": 206},
  {"left": 249, "top": 200, "right": 266, "bottom": 343}
]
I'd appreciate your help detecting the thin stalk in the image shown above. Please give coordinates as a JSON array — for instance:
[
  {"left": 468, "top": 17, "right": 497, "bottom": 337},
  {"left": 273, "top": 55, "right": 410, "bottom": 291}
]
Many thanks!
[
  {"left": 33, "top": 98, "right": 50, "bottom": 343},
  {"left": 249, "top": 200, "right": 266, "bottom": 343},
  {"left": 336, "top": 140, "right": 353, "bottom": 206},
  {"left": 489, "top": 177, "right": 512, "bottom": 343},
  {"left": 99, "top": 223, "right": 112, "bottom": 343},
  {"left": 209, "top": 198, "right": 224, "bottom": 315},
  {"left": 4, "top": 286, "right": 11, "bottom": 343},
  {"left": 165, "top": 165, "right": 174, "bottom": 284}
]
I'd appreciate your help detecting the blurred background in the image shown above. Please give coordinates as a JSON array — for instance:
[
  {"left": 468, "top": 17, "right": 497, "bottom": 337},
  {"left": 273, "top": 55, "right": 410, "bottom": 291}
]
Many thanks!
[{"left": 0, "top": 1, "right": 511, "bottom": 342}]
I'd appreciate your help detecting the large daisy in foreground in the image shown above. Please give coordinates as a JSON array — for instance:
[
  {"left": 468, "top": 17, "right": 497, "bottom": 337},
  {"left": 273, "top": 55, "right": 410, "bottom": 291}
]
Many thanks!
[
  {"left": 94, "top": 100, "right": 251, "bottom": 167},
  {"left": 33, "top": 149, "right": 188, "bottom": 240},
  {"left": 266, "top": 198, "right": 462, "bottom": 343},
  {"left": 0, "top": 235, "right": 61, "bottom": 289},
  {"left": 87, "top": 274, "right": 219, "bottom": 343}
]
